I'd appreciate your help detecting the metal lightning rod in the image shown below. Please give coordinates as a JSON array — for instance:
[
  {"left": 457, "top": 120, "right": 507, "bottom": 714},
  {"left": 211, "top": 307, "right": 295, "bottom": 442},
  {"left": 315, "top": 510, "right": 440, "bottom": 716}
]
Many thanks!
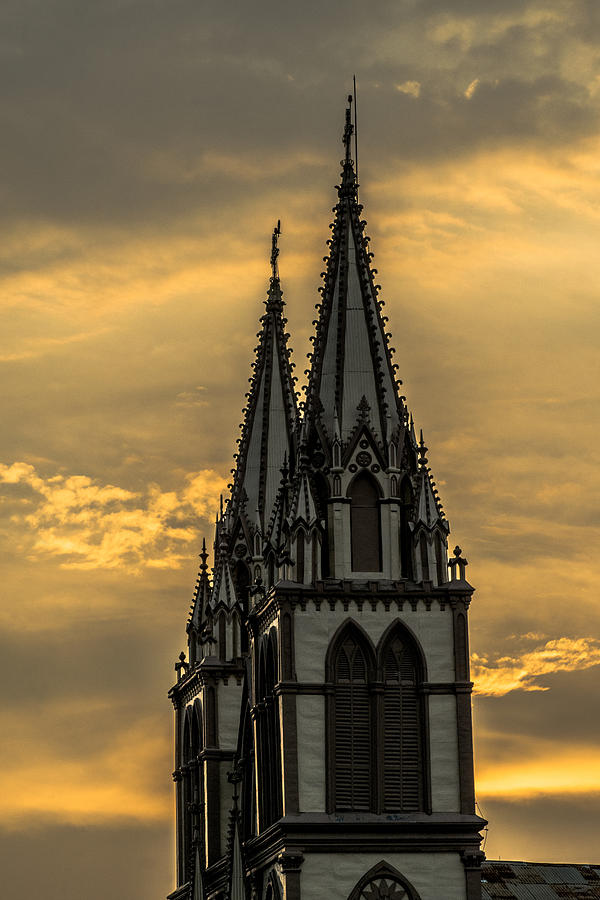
[{"left": 353, "top": 74, "right": 359, "bottom": 201}]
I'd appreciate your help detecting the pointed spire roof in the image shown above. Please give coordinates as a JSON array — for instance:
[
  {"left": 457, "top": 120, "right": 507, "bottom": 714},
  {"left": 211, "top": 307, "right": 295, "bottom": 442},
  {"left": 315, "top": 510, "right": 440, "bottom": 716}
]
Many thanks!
[
  {"left": 306, "top": 96, "right": 404, "bottom": 446},
  {"left": 190, "top": 538, "right": 211, "bottom": 629},
  {"left": 230, "top": 224, "right": 298, "bottom": 531},
  {"left": 415, "top": 431, "right": 448, "bottom": 530}
]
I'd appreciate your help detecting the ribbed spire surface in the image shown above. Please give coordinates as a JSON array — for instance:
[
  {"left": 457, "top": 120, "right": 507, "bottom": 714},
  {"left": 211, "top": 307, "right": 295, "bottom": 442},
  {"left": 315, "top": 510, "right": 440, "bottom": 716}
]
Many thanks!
[
  {"left": 230, "top": 226, "right": 297, "bottom": 531},
  {"left": 306, "top": 98, "right": 404, "bottom": 447}
]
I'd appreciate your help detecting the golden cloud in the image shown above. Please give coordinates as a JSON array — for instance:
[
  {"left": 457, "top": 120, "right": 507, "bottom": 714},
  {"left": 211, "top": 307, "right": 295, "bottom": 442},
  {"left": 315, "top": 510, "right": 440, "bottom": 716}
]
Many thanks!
[
  {"left": 476, "top": 741, "right": 600, "bottom": 798},
  {"left": 0, "top": 462, "right": 227, "bottom": 572},
  {"left": 473, "top": 637, "right": 600, "bottom": 696},
  {"left": 0, "top": 701, "right": 170, "bottom": 829}
]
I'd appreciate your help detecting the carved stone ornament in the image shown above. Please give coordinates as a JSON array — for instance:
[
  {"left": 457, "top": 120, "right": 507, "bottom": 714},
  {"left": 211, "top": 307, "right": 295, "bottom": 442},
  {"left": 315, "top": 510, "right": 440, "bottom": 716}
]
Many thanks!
[
  {"left": 357, "top": 878, "right": 409, "bottom": 899},
  {"left": 356, "top": 450, "right": 372, "bottom": 467}
]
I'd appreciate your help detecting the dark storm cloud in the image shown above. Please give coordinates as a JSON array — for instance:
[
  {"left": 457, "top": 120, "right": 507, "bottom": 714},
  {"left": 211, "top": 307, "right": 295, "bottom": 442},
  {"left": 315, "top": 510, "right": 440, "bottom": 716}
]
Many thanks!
[{"left": 1, "top": 0, "right": 599, "bottom": 228}]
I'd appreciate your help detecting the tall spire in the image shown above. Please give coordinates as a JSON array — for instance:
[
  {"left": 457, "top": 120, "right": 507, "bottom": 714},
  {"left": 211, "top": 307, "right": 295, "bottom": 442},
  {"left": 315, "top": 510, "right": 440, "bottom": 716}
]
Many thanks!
[
  {"left": 229, "top": 225, "right": 297, "bottom": 532},
  {"left": 305, "top": 96, "right": 404, "bottom": 447}
]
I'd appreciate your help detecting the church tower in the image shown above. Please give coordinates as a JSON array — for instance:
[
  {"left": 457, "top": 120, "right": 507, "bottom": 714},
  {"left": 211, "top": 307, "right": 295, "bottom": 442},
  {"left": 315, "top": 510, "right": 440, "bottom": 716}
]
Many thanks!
[{"left": 168, "top": 98, "right": 486, "bottom": 900}]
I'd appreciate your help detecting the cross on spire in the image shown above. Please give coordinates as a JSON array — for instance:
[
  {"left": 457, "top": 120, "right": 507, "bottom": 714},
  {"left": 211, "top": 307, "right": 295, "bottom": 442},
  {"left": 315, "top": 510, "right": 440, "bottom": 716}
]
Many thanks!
[
  {"left": 270, "top": 219, "right": 281, "bottom": 281},
  {"left": 343, "top": 94, "right": 353, "bottom": 162}
]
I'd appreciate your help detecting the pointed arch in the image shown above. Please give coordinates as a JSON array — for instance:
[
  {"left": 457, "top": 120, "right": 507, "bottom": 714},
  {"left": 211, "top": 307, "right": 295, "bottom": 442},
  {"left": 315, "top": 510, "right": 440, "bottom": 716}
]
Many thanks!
[
  {"left": 326, "top": 620, "right": 376, "bottom": 812},
  {"left": 265, "top": 871, "right": 282, "bottom": 900},
  {"left": 348, "top": 470, "right": 382, "bottom": 572},
  {"left": 377, "top": 620, "right": 427, "bottom": 812},
  {"left": 182, "top": 709, "right": 194, "bottom": 881},
  {"left": 347, "top": 860, "right": 421, "bottom": 900}
]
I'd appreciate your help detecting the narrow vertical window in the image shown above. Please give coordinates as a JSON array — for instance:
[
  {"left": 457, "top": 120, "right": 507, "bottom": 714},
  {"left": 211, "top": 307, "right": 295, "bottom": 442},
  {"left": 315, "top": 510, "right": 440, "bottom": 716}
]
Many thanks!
[
  {"left": 313, "top": 473, "right": 330, "bottom": 577},
  {"left": 455, "top": 612, "right": 468, "bottom": 681},
  {"left": 218, "top": 613, "right": 226, "bottom": 661},
  {"left": 435, "top": 533, "right": 445, "bottom": 586},
  {"left": 350, "top": 472, "right": 381, "bottom": 572},
  {"left": 382, "top": 634, "right": 422, "bottom": 811},
  {"left": 295, "top": 531, "right": 305, "bottom": 584},
  {"left": 399, "top": 477, "right": 413, "bottom": 580},
  {"left": 419, "top": 533, "right": 430, "bottom": 582},
  {"left": 333, "top": 634, "right": 372, "bottom": 810}
]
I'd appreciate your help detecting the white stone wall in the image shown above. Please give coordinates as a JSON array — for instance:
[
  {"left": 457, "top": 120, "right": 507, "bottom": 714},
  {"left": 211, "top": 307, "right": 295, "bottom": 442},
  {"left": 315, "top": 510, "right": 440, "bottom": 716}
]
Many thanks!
[
  {"left": 296, "top": 694, "right": 326, "bottom": 811},
  {"left": 300, "top": 852, "right": 467, "bottom": 900},
  {"left": 292, "top": 604, "right": 461, "bottom": 813},
  {"left": 293, "top": 604, "right": 454, "bottom": 682}
]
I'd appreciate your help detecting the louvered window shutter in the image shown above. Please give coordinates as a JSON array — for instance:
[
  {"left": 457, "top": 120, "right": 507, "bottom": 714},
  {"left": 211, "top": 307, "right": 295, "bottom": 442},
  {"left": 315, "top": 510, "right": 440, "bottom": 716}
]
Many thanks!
[
  {"left": 383, "top": 638, "right": 422, "bottom": 810},
  {"left": 334, "top": 637, "right": 372, "bottom": 810}
]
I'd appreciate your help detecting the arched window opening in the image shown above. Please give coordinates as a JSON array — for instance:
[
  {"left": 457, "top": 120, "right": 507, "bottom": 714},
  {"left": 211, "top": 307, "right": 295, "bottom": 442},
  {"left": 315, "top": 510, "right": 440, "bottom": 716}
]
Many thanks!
[
  {"left": 455, "top": 612, "right": 468, "bottom": 681},
  {"left": 381, "top": 632, "right": 423, "bottom": 812},
  {"left": 350, "top": 472, "right": 381, "bottom": 572},
  {"left": 348, "top": 862, "right": 421, "bottom": 900},
  {"left": 295, "top": 530, "right": 305, "bottom": 584},
  {"left": 399, "top": 477, "right": 413, "bottom": 580},
  {"left": 331, "top": 630, "right": 372, "bottom": 811},
  {"left": 313, "top": 472, "right": 330, "bottom": 577},
  {"left": 435, "top": 533, "right": 445, "bottom": 586},
  {"left": 182, "top": 713, "right": 193, "bottom": 881},
  {"left": 419, "top": 533, "right": 429, "bottom": 582}
]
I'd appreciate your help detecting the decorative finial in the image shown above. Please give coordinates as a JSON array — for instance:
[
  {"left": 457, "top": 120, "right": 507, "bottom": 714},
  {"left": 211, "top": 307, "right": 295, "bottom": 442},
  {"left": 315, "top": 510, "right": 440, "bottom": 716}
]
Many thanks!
[
  {"left": 270, "top": 220, "right": 281, "bottom": 281},
  {"left": 199, "top": 537, "right": 208, "bottom": 572},
  {"left": 418, "top": 429, "right": 428, "bottom": 467},
  {"left": 343, "top": 94, "right": 353, "bottom": 162},
  {"left": 448, "top": 545, "right": 469, "bottom": 581}
]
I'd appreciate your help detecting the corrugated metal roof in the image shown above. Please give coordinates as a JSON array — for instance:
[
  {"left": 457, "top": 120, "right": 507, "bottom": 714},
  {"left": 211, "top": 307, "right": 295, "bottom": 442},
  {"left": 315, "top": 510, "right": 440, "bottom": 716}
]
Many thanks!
[{"left": 482, "top": 863, "right": 600, "bottom": 900}]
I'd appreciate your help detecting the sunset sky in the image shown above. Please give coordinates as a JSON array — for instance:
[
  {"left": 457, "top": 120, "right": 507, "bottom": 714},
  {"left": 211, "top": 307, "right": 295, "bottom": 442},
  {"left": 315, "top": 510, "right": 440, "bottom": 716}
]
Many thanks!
[{"left": 2, "top": 1, "right": 600, "bottom": 897}]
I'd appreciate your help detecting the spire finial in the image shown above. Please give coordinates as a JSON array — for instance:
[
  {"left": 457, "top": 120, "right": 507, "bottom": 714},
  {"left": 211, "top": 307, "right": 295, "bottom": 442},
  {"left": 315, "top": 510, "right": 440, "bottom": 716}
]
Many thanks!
[
  {"left": 199, "top": 538, "right": 208, "bottom": 572},
  {"left": 418, "top": 429, "right": 429, "bottom": 467},
  {"left": 343, "top": 94, "right": 353, "bottom": 163},
  {"left": 270, "top": 220, "right": 281, "bottom": 281}
]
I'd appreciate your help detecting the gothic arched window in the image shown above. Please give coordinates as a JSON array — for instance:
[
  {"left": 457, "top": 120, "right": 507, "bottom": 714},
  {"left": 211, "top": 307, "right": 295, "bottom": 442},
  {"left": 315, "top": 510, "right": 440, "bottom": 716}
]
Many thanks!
[
  {"left": 348, "top": 861, "right": 421, "bottom": 900},
  {"left": 380, "top": 628, "right": 423, "bottom": 811},
  {"left": 350, "top": 472, "right": 382, "bottom": 572},
  {"left": 257, "top": 634, "right": 282, "bottom": 830},
  {"left": 326, "top": 620, "right": 429, "bottom": 815},
  {"left": 328, "top": 624, "right": 374, "bottom": 811}
]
